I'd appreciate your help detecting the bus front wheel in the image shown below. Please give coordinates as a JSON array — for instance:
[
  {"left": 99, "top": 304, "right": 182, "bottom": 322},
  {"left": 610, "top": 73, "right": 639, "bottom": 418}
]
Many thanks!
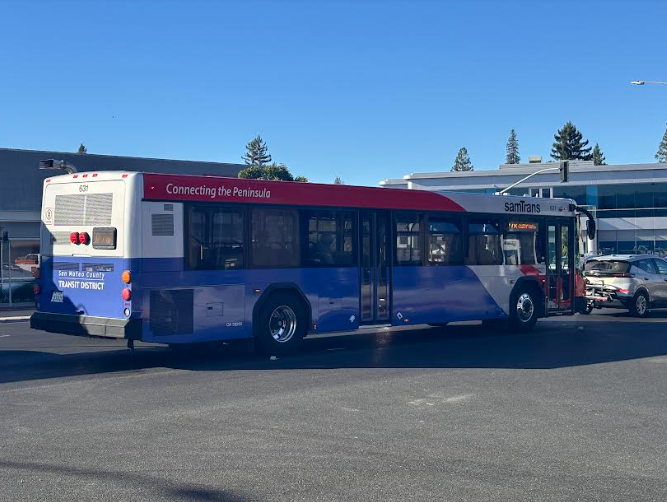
[
  {"left": 509, "top": 286, "right": 540, "bottom": 332},
  {"left": 256, "top": 292, "right": 307, "bottom": 355}
]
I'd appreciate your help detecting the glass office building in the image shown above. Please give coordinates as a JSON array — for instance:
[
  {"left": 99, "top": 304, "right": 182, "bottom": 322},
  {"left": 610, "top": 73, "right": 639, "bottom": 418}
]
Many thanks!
[{"left": 381, "top": 161, "right": 667, "bottom": 257}]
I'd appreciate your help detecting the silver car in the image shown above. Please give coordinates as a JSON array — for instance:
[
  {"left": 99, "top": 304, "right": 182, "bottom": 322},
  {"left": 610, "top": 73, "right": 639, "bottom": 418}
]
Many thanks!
[{"left": 584, "top": 254, "right": 667, "bottom": 317}]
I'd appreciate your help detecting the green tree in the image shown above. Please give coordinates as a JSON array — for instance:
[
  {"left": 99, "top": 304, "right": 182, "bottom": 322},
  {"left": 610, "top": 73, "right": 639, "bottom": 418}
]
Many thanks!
[
  {"left": 263, "top": 163, "right": 294, "bottom": 181},
  {"left": 333, "top": 176, "right": 344, "bottom": 184},
  {"left": 242, "top": 135, "right": 272, "bottom": 166},
  {"left": 656, "top": 123, "right": 667, "bottom": 163},
  {"left": 77, "top": 143, "right": 87, "bottom": 154},
  {"left": 551, "top": 121, "right": 592, "bottom": 161},
  {"left": 505, "top": 129, "right": 520, "bottom": 164},
  {"left": 451, "top": 147, "right": 473, "bottom": 172},
  {"left": 591, "top": 143, "right": 606, "bottom": 166},
  {"left": 237, "top": 165, "right": 266, "bottom": 179},
  {"left": 238, "top": 162, "right": 307, "bottom": 182}
]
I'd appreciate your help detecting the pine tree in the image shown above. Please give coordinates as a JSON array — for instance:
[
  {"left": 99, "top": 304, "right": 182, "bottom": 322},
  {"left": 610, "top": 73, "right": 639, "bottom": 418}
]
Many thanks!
[
  {"left": 551, "top": 121, "right": 592, "bottom": 161},
  {"left": 656, "top": 123, "right": 667, "bottom": 163},
  {"left": 505, "top": 129, "right": 520, "bottom": 164},
  {"left": 591, "top": 143, "right": 606, "bottom": 166},
  {"left": 77, "top": 143, "right": 87, "bottom": 154},
  {"left": 242, "top": 135, "right": 272, "bottom": 166},
  {"left": 333, "top": 176, "right": 344, "bottom": 184},
  {"left": 451, "top": 147, "right": 473, "bottom": 172}
]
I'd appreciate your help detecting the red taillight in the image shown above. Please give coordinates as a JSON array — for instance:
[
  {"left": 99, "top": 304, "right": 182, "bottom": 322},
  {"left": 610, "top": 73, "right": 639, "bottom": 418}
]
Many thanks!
[
  {"left": 79, "top": 232, "right": 90, "bottom": 245},
  {"left": 70, "top": 232, "right": 80, "bottom": 244},
  {"left": 121, "top": 288, "right": 132, "bottom": 301},
  {"left": 617, "top": 288, "right": 629, "bottom": 294},
  {"left": 33, "top": 284, "right": 41, "bottom": 296}
]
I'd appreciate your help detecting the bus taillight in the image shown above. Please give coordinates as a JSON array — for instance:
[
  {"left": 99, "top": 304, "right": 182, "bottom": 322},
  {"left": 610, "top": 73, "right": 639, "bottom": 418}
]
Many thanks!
[
  {"left": 121, "top": 288, "right": 132, "bottom": 301},
  {"left": 121, "top": 270, "right": 132, "bottom": 284},
  {"left": 70, "top": 232, "right": 80, "bottom": 244},
  {"left": 79, "top": 232, "right": 90, "bottom": 245}
]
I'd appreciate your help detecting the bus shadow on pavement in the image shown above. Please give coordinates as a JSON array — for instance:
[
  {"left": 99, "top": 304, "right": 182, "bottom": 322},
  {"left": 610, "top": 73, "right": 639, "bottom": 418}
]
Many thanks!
[
  {"left": 1, "top": 320, "right": 667, "bottom": 385},
  {"left": 0, "top": 459, "right": 252, "bottom": 502}
]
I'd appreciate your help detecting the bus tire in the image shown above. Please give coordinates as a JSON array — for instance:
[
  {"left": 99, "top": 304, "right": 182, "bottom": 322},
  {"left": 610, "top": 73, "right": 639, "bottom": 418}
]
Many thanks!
[
  {"left": 255, "top": 292, "right": 307, "bottom": 355},
  {"left": 509, "top": 284, "right": 540, "bottom": 332},
  {"left": 629, "top": 291, "right": 649, "bottom": 318}
]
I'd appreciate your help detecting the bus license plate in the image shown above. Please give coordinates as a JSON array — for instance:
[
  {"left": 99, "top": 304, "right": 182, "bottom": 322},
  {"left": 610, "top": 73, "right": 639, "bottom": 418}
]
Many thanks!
[{"left": 51, "top": 291, "right": 64, "bottom": 303}]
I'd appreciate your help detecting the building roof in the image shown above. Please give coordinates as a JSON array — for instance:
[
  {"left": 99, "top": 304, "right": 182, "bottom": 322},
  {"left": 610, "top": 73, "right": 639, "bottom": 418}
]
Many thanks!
[
  {"left": 0, "top": 148, "right": 244, "bottom": 212},
  {"left": 380, "top": 161, "right": 667, "bottom": 191}
]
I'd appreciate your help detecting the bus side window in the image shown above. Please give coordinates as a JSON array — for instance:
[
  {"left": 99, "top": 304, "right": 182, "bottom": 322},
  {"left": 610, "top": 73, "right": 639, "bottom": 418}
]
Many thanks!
[
  {"left": 251, "top": 208, "right": 299, "bottom": 268},
  {"left": 395, "top": 213, "right": 422, "bottom": 266},
  {"left": 186, "top": 206, "right": 244, "bottom": 270},
  {"left": 303, "top": 210, "right": 355, "bottom": 267},
  {"left": 466, "top": 220, "right": 503, "bottom": 266},
  {"left": 427, "top": 217, "right": 462, "bottom": 265},
  {"left": 503, "top": 220, "right": 543, "bottom": 265}
]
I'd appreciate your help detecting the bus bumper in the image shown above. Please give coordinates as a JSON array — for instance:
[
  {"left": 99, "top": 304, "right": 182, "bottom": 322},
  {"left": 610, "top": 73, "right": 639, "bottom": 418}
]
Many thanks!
[{"left": 30, "top": 312, "right": 142, "bottom": 340}]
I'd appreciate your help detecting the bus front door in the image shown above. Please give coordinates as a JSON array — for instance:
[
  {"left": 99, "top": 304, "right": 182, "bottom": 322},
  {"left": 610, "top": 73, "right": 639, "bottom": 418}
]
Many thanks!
[
  {"left": 546, "top": 221, "right": 575, "bottom": 314},
  {"left": 360, "top": 211, "right": 391, "bottom": 324}
]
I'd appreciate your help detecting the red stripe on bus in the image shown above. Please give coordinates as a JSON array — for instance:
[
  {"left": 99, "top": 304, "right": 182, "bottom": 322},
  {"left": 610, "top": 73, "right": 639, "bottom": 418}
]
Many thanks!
[{"left": 142, "top": 173, "right": 466, "bottom": 212}]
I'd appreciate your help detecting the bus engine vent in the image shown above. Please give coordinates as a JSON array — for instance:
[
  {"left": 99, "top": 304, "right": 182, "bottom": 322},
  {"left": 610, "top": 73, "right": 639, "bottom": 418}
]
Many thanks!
[
  {"left": 150, "top": 289, "right": 194, "bottom": 336},
  {"left": 151, "top": 213, "right": 174, "bottom": 236},
  {"left": 54, "top": 193, "right": 113, "bottom": 226}
]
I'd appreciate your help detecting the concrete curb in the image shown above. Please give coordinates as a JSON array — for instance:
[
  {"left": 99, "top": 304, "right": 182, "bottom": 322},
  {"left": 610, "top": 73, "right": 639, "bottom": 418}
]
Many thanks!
[{"left": 0, "top": 316, "right": 31, "bottom": 324}]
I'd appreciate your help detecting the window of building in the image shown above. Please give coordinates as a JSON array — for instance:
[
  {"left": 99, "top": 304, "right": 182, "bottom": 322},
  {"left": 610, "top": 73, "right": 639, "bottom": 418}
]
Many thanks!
[
  {"left": 553, "top": 185, "right": 588, "bottom": 206},
  {"left": 395, "top": 213, "right": 422, "bottom": 265},
  {"left": 427, "top": 218, "right": 462, "bottom": 265},
  {"left": 251, "top": 209, "right": 299, "bottom": 268},
  {"left": 303, "top": 210, "right": 354, "bottom": 267},
  {"left": 502, "top": 220, "right": 543, "bottom": 265},
  {"left": 187, "top": 206, "right": 244, "bottom": 270},
  {"left": 634, "top": 184, "right": 655, "bottom": 217},
  {"left": 466, "top": 220, "right": 503, "bottom": 266}
]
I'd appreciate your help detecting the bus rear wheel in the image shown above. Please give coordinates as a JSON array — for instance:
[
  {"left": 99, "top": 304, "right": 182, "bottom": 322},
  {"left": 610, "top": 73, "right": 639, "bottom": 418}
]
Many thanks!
[
  {"left": 509, "top": 286, "right": 540, "bottom": 332},
  {"left": 256, "top": 292, "right": 307, "bottom": 355}
]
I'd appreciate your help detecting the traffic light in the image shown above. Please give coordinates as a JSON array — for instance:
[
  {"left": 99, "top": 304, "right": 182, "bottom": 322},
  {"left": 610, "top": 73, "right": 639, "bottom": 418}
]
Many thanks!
[{"left": 560, "top": 160, "right": 569, "bottom": 183}]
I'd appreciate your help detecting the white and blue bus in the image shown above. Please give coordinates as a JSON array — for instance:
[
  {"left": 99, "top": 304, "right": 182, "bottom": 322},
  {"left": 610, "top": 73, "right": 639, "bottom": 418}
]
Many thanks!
[{"left": 31, "top": 172, "right": 590, "bottom": 353}]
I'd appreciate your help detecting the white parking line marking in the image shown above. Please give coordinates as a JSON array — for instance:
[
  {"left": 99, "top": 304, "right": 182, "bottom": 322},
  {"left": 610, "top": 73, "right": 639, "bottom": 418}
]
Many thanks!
[{"left": 0, "top": 335, "right": 10, "bottom": 338}]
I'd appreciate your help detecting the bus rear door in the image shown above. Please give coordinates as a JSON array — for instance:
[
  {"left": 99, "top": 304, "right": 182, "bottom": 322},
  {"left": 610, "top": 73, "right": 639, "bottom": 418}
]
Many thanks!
[{"left": 360, "top": 211, "right": 391, "bottom": 324}]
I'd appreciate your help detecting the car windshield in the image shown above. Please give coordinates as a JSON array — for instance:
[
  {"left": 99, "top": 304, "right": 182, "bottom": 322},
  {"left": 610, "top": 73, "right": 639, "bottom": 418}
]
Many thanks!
[{"left": 585, "top": 260, "right": 630, "bottom": 274}]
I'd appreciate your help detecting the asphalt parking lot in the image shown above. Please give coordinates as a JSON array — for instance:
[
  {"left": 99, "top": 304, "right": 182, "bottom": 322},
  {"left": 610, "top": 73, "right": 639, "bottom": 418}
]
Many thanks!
[{"left": 1, "top": 311, "right": 666, "bottom": 502}]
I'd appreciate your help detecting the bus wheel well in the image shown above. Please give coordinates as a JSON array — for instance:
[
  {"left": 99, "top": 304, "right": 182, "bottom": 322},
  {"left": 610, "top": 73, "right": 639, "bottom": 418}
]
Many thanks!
[
  {"left": 511, "top": 278, "right": 544, "bottom": 318},
  {"left": 252, "top": 284, "right": 312, "bottom": 336}
]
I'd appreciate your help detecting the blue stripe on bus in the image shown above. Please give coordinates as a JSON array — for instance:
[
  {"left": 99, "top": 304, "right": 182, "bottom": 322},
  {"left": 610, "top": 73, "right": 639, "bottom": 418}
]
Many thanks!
[{"left": 38, "top": 257, "right": 506, "bottom": 343}]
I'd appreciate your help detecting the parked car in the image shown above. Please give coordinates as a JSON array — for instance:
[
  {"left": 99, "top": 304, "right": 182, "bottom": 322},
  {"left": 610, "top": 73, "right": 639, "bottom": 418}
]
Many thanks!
[{"left": 583, "top": 254, "right": 667, "bottom": 317}]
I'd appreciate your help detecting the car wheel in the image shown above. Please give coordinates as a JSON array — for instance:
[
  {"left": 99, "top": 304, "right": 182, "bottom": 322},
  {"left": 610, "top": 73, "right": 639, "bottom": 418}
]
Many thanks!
[
  {"left": 629, "top": 291, "right": 650, "bottom": 318},
  {"left": 509, "top": 286, "right": 539, "bottom": 331},
  {"left": 256, "top": 292, "right": 307, "bottom": 355}
]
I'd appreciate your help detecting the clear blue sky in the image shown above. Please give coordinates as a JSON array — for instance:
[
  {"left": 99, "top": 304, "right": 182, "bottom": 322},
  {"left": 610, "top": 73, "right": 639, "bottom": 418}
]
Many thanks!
[{"left": 1, "top": 0, "right": 665, "bottom": 185}]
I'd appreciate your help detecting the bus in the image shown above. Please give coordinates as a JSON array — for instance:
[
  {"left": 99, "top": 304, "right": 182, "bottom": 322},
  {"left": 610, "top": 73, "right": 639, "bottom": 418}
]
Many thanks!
[{"left": 30, "top": 172, "right": 592, "bottom": 354}]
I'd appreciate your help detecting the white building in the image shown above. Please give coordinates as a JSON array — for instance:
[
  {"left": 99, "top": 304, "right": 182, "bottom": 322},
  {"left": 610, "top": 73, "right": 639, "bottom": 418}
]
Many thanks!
[{"left": 381, "top": 160, "right": 667, "bottom": 256}]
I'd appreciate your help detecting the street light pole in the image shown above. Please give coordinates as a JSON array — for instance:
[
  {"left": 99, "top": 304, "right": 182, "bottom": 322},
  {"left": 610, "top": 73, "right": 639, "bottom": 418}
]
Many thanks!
[{"left": 631, "top": 80, "right": 667, "bottom": 86}]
